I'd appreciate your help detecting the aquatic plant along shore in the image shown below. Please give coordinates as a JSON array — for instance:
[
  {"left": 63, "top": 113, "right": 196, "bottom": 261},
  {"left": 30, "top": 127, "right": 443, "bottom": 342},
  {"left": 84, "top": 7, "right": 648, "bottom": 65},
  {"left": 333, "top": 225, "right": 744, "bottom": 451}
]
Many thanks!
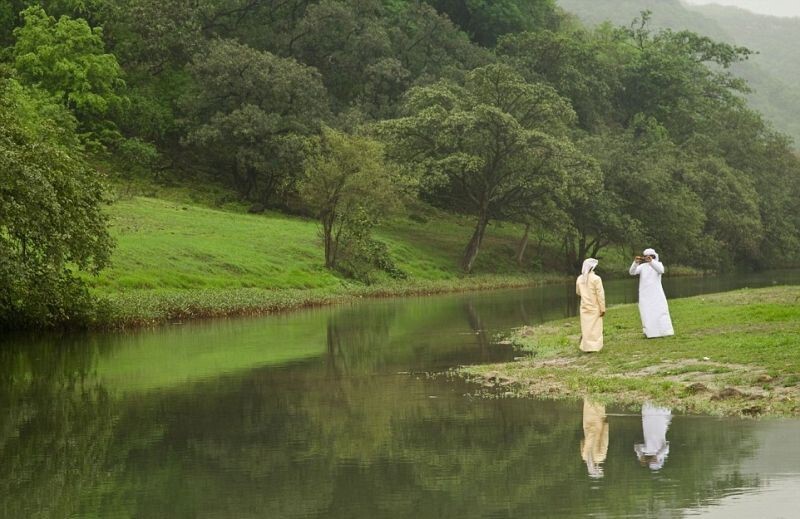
[
  {"left": 459, "top": 286, "right": 800, "bottom": 417},
  {"left": 98, "top": 273, "right": 568, "bottom": 328}
]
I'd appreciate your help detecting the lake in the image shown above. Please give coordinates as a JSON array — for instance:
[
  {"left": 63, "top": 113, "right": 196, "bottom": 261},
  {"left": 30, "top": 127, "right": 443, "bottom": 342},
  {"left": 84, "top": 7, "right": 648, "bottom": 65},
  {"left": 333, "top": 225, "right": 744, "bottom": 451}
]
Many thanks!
[{"left": 2, "top": 270, "right": 800, "bottom": 518}]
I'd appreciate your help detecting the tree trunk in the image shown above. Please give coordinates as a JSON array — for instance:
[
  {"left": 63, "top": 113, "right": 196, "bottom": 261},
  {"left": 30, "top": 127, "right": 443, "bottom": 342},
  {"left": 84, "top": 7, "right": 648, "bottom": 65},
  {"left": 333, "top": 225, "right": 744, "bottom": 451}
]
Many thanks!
[
  {"left": 322, "top": 213, "right": 336, "bottom": 268},
  {"left": 563, "top": 235, "right": 576, "bottom": 273},
  {"left": 589, "top": 241, "right": 604, "bottom": 260},
  {"left": 515, "top": 222, "right": 531, "bottom": 266},
  {"left": 462, "top": 211, "right": 489, "bottom": 274}
]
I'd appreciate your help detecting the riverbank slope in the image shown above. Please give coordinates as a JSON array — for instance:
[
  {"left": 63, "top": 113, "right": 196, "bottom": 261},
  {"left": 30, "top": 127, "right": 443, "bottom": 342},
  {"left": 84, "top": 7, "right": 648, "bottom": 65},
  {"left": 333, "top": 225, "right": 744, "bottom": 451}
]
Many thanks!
[
  {"left": 460, "top": 286, "right": 800, "bottom": 417},
  {"left": 90, "top": 194, "right": 574, "bottom": 327}
]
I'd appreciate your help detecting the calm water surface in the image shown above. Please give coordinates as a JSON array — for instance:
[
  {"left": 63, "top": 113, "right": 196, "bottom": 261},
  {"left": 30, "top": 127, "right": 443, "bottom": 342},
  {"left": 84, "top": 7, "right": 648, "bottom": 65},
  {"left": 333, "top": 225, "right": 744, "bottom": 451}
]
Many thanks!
[{"left": 2, "top": 271, "right": 800, "bottom": 518}]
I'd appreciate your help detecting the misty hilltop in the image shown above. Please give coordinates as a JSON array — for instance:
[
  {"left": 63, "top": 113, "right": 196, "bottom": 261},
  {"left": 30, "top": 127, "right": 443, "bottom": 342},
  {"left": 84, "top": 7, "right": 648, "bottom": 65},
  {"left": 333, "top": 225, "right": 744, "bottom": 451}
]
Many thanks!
[{"left": 558, "top": 0, "right": 800, "bottom": 145}]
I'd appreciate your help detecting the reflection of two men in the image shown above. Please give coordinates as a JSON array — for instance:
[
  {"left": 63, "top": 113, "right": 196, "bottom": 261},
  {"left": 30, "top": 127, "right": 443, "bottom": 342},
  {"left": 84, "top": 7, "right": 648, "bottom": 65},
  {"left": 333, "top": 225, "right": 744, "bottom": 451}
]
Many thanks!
[
  {"left": 634, "top": 402, "right": 672, "bottom": 471},
  {"left": 581, "top": 400, "right": 608, "bottom": 478},
  {"left": 581, "top": 400, "right": 673, "bottom": 477}
]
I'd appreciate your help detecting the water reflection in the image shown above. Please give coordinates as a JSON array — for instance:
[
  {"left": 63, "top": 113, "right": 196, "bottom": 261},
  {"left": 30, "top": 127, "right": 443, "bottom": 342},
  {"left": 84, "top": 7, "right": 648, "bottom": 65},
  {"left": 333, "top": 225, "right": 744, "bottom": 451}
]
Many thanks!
[
  {"left": 635, "top": 403, "right": 673, "bottom": 471},
  {"left": 581, "top": 400, "right": 609, "bottom": 478},
  {"left": 1, "top": 271, "right": 800, "bottom": 517}
]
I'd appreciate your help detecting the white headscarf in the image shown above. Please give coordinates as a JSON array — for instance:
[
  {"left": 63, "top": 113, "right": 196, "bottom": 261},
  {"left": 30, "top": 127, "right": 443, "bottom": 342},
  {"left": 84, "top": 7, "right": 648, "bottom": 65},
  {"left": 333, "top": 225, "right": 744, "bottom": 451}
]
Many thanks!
[
  {"left": 581, "top": 258, "right": 599, "bottom": 283},
  {"left": 643, "top": 248, "right": 659, "bottom": 261}
]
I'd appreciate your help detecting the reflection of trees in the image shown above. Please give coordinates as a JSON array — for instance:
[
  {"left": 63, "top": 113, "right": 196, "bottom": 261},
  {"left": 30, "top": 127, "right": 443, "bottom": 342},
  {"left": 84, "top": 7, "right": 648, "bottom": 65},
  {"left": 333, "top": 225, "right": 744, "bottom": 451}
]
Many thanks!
[
  {"left": 565, "top": 281, "right": 579, "bottom": 318},
  {"left": 465, "top": 301, "right": 490, "bottom": 358},
  {"left": 0, "top": 290, "right": 766, "bottom": 517},
  {"left": 0, "top": 336, "right": 148, "bottom": 518},
  {"left": 324, "top": 304, "right": 398, "bottom": 376},
  {"left": 69, "top": 353, "right": 758, "bottom": 518}
]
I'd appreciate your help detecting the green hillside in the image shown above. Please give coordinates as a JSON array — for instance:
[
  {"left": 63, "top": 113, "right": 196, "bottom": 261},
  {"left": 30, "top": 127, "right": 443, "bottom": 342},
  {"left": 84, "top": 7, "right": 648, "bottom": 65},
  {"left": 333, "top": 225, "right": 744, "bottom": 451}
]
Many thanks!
[
  {"left": 94, "top": 195, "right": 548, "bottom": 293},
  {"left": 81, "top": 191, "right": 586, "bottom": 326},
  {"left": 4, "top": 0, "right": 800, "bottom": 328},
  {"left": 557, "top": 0, "right": 800, "bottom": 144}
]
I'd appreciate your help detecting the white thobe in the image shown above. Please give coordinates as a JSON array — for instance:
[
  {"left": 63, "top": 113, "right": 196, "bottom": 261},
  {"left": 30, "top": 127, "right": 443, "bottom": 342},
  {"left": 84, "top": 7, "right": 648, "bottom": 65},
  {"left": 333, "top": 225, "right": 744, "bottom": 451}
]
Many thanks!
[
  {"left": 629, "top": 260, "right": 674, "bottom": 338},
  {"left": 634, "top": 403, "right": 672, "bottom": 470}
]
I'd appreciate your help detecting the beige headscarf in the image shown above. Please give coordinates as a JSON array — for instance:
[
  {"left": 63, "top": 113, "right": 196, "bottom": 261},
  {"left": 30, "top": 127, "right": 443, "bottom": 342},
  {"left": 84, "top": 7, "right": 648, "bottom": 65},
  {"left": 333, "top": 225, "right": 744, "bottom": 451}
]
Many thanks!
[{"left": 581, "top": 258, "right": 599, "bottom": 283}]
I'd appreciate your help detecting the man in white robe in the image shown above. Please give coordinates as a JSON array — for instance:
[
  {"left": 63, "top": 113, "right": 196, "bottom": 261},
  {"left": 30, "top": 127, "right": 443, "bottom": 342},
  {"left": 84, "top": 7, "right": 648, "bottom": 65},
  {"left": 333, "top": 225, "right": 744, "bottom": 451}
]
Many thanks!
[
  {"left": 576, "top": 258, "right": 605, "bottom": 352},
  {"left": 629, "top": 248, "right": 674, "bottom": 338}
]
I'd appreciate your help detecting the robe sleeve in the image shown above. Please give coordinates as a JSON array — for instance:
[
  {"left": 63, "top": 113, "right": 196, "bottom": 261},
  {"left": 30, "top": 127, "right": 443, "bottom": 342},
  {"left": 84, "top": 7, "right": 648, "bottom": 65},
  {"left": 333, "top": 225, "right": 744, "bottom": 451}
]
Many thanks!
[
  {"left": 629, "top": 261, "right": 642, "bottom": 276},
  {"left": 576, "top": 277, "right": 581, "bottom": 296},
  {"left": 593, "top": 276, "right": 606, "bottom": 314},
  {"left": 649, "top": 260, "right": 665, "bottom": 274}
]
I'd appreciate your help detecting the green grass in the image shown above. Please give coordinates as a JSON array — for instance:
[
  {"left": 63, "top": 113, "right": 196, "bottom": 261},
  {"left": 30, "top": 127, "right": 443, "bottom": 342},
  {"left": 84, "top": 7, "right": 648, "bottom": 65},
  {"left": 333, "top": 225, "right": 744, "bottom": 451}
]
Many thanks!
[
  {"left": 95, "top": 197, "right": 339, "bottom": 291},
  {"left": 86, "top": 193, "right": 573, "bottom": 326},
  {"left": 460, "top": 286, "right": 800, "bottom": 417},
  {"left": 95, "top": 196, "right": 547, "bottom": 292}
]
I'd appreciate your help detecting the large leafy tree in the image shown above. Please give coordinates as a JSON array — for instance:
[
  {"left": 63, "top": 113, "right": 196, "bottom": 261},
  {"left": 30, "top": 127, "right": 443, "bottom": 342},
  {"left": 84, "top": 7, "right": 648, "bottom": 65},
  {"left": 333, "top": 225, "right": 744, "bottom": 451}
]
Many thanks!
[
  {"left": 424, "top": 0, "right": 559, "bottom": 46},
  {"left": 299, "top": 127, "right": 400, "bottom": 277},
  {"left": 697, "top": 105, "right": 800, "bottom": 267},
  {"left": 0, "top": 75, "right": 112, "bottom": 327},
  {"left": 497, "top": 29, "right": 619, "bottom": 130},
  {"left": 382, "top": 63, "right": 575, "bottom": 272},
  {"left": 600, "top": 117, "right": 707, "bottom": 264},
  {"left": 11, "top": 5, "right": 126, "bottom": 145},
  {"left": 286, "top": 0, "right": 491, "bottom": 118},
  {"left": 185, "top": 38, "right": 329, "bottom": 206},
  {"left": 618, "top": 13, "right": 752, "bottom": 142}
]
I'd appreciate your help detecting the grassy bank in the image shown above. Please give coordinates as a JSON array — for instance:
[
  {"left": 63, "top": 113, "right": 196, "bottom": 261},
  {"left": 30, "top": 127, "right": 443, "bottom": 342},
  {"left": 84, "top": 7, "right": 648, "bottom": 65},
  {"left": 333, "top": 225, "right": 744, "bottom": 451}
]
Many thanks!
[
  {"left": 87, "top": 193, "right": 574, "bottom": 326},
  {"left": 97, "top": 274, "right": 568, "bottom": 327},
  {"left": 95, "top": 196, "right": 545, "bottom": 292},
  {"left": 459, "top": 286, "right": 800, "bottom": 418}
]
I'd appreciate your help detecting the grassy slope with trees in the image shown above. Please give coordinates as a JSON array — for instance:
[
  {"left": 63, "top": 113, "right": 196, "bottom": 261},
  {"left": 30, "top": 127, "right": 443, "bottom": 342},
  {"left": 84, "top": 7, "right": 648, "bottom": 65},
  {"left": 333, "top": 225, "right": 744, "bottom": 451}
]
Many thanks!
[
  {"left": 2, "top": 0, "right": 800, "bottom": 328},
  {"left": 92, "top": 191, "right": 576, "bottom": 326}
]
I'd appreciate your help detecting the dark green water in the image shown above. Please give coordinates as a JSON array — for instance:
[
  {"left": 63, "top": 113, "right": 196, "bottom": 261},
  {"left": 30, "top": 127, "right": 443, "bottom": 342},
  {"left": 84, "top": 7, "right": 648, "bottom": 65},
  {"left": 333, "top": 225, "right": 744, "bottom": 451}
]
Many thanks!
[{"left": 2, "top": 271, "right": 800, "bottom": 518}]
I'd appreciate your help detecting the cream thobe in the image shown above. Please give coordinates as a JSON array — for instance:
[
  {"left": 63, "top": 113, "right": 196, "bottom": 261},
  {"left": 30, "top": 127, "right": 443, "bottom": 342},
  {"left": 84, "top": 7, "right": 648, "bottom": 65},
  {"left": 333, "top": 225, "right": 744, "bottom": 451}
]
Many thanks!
[
  {"left": 576, "top": 271, "right": 606, "bottom": 352},
  {"left": 629, "top": 260, "right": 674, "bottom": 338}
]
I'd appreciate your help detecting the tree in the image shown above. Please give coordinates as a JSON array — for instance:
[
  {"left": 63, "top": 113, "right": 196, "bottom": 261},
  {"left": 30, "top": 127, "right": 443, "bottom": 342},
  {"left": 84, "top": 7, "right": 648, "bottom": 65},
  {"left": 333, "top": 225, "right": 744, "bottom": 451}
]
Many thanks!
[
  {"left": 424, "top": 0, "right": 559, "bottom": 47},
  {"left": 11, "top": 5, "right": 126, "bottom": 145},
  {"left": 299, "top": 127, "right": 402, "bottom": 280},
  {"left": 618, "top": 12, "right": 753, "bottom": 142},
  {"left": 288, "top": 0, "right": 393, "bottom": 112},
  {"left": 0, "top": 75, "right": 113, "bottom": 327},
  {"left": 551, "top": 132, "right": 637, "bottom": 271},
  {"left": 497, "top": 29, "right": 618, "bottom": 130},
  {"left": 286, "top": 0, "right": 491, "bottom": 118},
  {"left": 386, "top": 1, "right": 491, "bottom": 81},
  {"left": 185, "top": 38, "right": 329, "bottom": 206},
  {"left": 382, "top": 63, "right": 575, "bottom": 272}
]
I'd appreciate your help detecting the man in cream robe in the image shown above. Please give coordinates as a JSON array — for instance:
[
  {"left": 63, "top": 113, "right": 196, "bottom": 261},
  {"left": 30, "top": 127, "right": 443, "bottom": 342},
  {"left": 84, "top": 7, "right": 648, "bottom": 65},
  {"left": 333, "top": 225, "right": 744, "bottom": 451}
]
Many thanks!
[
  {"left": 629, "top": 248, "right": 674, "bottom": 338},
  {"left": 576, "top": 258, "right": 605, "bottom": 352}
]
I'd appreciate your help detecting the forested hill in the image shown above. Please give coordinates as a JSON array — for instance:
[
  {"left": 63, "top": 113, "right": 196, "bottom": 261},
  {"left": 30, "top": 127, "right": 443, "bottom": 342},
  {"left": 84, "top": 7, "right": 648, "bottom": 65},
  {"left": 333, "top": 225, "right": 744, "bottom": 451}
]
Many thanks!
[
  {"left": 557, "top": 0, "right": 800, "bottom": 144},
  {"left": 3, "top": 0, "right": 800, "bottom": 327}
]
